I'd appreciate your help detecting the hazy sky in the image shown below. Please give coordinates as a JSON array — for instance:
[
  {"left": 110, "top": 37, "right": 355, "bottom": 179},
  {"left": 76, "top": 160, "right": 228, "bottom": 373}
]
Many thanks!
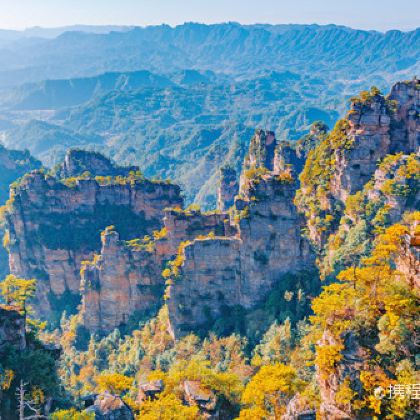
[{"left": 0, "top": 0, "right": 418, "bottom": 31}]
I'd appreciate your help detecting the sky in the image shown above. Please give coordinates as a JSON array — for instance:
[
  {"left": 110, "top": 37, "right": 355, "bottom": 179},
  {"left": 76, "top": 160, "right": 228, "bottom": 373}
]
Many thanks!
[{"left": 0, "top": 0, "right": 418, "bottom": 32}]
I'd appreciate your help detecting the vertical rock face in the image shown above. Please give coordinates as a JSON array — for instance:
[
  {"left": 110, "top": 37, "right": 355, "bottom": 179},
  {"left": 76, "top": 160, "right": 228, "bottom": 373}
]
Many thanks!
[
  {"left": 80, "top": 130, "right": 315, "bottom": 335},
  {"left": 332, "top": 96, "right": 392, "bottom": 202},
  {"left": 80, "top": 229, "right": 164, "bottom": 332},
  {"left": 217, "top": 167, "right": 238, "bottom": 211},
  {"left": 168, "top": 131, "right": 315, "bottom": 336},
  {"left": 0, "top": 146, "right": 42, "bottom": 278},
  {"left": 333, "top": 79, "right": 418, "bottom": 202},
  {"left": 317, "top": 331, "right": 366, "bottom": 419},
  {"left": 80, "top": 208, "right": 236, "bottom": 333},
  {"left": 4, "top": 166, "right": 182, "bottom": 320},
  {"left": 396, "top": 220, "right": 420, "bottom": 290},
  {"left": 296, "top": 79, "right": 419, "bottom": 248},
  {"left": 237, "top": 175, "right": 314, "bottom": 308},
  {"left": 164, "top": 208, "right": 234, "bottom": 253},
  {"left": 388, "top": 79, "right": 420, "bottom": 154},
  {"left": 274, "top": 142, "right": 306, "bottom": 177},
  {"left": 0, "top": 306, "right": 26, "bottom": 355},
  {"left": 58, "top": 149, "right": 140, "bottom": 178},
  {"left": 240, "top": 129, "right": 277, "bottom": 188},
  {"left": 168, "top": 238, "right": 242, "bottom": 334}
]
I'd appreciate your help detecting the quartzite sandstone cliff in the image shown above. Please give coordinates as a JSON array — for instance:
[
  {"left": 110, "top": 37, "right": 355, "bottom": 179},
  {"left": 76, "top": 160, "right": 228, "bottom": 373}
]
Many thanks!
[{"left": 4, "top": 162, "right": 182, "bottom": 319}]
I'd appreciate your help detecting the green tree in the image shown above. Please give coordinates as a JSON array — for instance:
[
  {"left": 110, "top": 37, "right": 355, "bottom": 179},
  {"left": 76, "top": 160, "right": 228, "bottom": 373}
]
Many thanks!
[{"left": 0, "top": 275, "right": 36, "bottom": 330}]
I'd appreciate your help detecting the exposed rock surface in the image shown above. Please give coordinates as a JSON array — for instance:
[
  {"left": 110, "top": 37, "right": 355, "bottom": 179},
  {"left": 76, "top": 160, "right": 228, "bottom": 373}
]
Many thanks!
[
  {"left": 168, "top": 131, "right": 315, "bottom": 336},
  {"left": 137, "top": 380, "right": 164, "bottom": 403},
  {"left": 183, "top": 380, "right": 218, "bottom": 418},
  {"left": 317, "top": 331, "right": 366, "bottom": 420},
  {"left": 79, "top": 129, "right": 315, "bottom": 334},
  {"left": 0, "top": 146, "right": 42, "bottom": 278},
  {"left": 333, "top": 79, "right": 419, "bottom": 203},
  {"left": 274, "top": 141, "right": 306, "bottom": 176},
  {"left": 57, "top": 149, "right": 140, "bottom": 178},
  {"left": 396, "top": 219, "right": 420, "bottom": 290},
  {"left": 81, "top": 208, "right": 235, "bottom": 332},
  {"left": 4, "top": 163, "right": 182, "bottom": 320},
  {"left": 217, "top": 167, "right": 238, "bottom": 211},
  {"left": 0, "top": 306, "right": 26, "bottom": 355},
  {"left": 80, "top": 229, "right": 164, "bottom": 332},
  {"left": 240, "top": 129, "right": 276, "bottom": 186},
  {"left": 85, "top": 391, "right": 134, "bottom": 420},
  {"left": 322, "top": 152, "right": 420, "bottom": 277},
  {"left": 296, "top": 79, "right": 419, "bottom": 247}
]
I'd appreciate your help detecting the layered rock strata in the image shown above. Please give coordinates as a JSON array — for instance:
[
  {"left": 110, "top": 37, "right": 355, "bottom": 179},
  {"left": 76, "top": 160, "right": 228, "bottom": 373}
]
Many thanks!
[
  {"left": 296, "top": 79, "right": 419, "bottom": 247},
  {"left": 58, "top": 149, "right": 140, "bottom": 178},
  {"left": 168, "top": 131, "right": 315, "bottom": 336},
  {"left": 333, "top": 79, "right": 418, "bottom": 202},
  {"left": 4, "top": 162, "right": 182, "bottom": 319},
  {"left": 81, "top": 208, "right": 236, "bottom": 332},
  {"left": 217, "top": 167, "right": 238, "bottom": 211}
]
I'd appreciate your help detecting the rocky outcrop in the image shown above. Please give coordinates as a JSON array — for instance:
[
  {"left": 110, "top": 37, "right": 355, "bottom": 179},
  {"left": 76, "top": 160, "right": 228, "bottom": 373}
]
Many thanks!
[
  {"left": 217, "top": 167, "right": 238, "bottom": 211},
  {"left": 274, "top": 141, "right": 305, "bottom": 176},
  {"left": 81, "top": 208, "right": 236, "bottom": 333},
  {"left": 57, "top": 149, "right": 139, "bottom": 178},
  {"left": 296, "top": 79, "right": 419, "bottom": 248},
  {"left": 4, "top": 167, "right": 182, "bottom": 320},
  {"left": 388, "top": 79, "right": 420, "bottom": 154},
  {"left": 164, "top": 208, "right": 234, "bottom": 254},
  {"left": 332, "top": 79, "right": 418, "bottom": 202},
  {"left": 80, "top": 228, "right": 164, "bottom": 332},
  {"left": 0, "top": 306, "right": 26, "bottom": 356},
  {"left": 0, "top": 146, "right": 42, "bottom": 278},
  {"left": 85, "top": 391, "right": 134, "bottom": 420},
  {"left": 322, "top": 153, "right": 419, "bottom": 277},
  {"left": 137, "top": 380, "right": 164, "bottom": 403},
  {"left": 79, "top": 128, "right": 315, "bottom": 335},
  {"left": 168, "top": 237, "right": 242, "bottom": 334},
  {"left": 183, "top": 380, "right": 218, "bottom": 418},
  {"left": 168, "top": 131, "right": 315, "bottom": 336},
  {"left": 283, "top": 396, "right": 316, "bottom": 420},
  {"left": 317, "top": 331, "right": 366, "bottom": 420},
  {"left": 396, "top": 219, "right": 420, "bottom": 290},
  {"left": 241, "top": 130, "right": 276, "bottom": 186}
]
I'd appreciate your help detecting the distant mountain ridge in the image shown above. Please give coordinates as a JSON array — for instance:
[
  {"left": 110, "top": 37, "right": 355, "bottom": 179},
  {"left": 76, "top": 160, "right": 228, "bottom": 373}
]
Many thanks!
[
  {"left": 0, "top": 23, "right": 418, "bottom": 87},
  {"left": 0, "top": 22, "right": 418, "bottom": 206},
  {"left": 0, "top": 70, "right": 176, "bottom": 110}
]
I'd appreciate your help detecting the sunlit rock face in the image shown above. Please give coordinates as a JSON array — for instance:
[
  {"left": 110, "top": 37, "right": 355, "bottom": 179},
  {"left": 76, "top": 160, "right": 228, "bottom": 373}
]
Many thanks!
[
  {"left": 168, "top": 130, "right": 315, "bottom": 337},
  {"left": 4, "top": 156, "right": 182, "bottom": 320},
  {"left": 80, "top": 208, "right": 236, "bottom": 333}
]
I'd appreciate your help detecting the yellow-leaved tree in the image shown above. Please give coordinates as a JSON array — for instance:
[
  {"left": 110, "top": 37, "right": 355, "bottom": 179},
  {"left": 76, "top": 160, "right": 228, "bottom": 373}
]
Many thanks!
[{"left": 239, "top": 364, "right": 305, "bottom": 419}]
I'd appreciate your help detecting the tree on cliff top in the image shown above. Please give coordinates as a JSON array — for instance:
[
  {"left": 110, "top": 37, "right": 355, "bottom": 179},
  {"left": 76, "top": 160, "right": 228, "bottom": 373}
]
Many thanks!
[{"left": 0, "top": 275, "right": 36, "bottom": 329}]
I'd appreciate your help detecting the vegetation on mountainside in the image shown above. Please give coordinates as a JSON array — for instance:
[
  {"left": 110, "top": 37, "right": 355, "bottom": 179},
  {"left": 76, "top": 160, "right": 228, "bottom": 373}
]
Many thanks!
[
  {"left": 0, "top": 78, "right": 418, "bottom": 419},
  {"left": 311, "top": 215, "right": 419, "bottom": 418},
  {"left": 294, "top": 118, "right": 351, "bottom": 243},
  {"left": 30, "top": 211, "right": 417, "bottom": 418},
  {"left": 322, "top": 153, "right": 419, "bottom": 277},
  {"left": 0, "top": 145, "right": 42, "bottom": 203},
  {"left": 0, "top": 277, "right": 59, "bottom": 419}
]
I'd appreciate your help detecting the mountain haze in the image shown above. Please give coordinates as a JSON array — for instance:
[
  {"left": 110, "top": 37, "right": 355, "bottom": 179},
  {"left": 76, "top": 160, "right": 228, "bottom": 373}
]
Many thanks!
[{"left": 0, "top": 23, "right": 418, "bottom": 205}]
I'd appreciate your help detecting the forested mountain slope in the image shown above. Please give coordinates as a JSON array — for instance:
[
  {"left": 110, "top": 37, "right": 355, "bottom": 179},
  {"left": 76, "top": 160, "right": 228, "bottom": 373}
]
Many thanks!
[
  {"left": 0, "top": 23, "right": 418, "bottom": 206},
  {"left": 0, "top": 78, "right": 418, "bottom": 419}
]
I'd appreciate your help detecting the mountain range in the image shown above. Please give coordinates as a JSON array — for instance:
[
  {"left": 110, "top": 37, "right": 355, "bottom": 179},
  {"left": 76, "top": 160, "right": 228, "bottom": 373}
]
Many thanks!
[{"left": 0, "top": 22, "right": 418, "bottom": 205}]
